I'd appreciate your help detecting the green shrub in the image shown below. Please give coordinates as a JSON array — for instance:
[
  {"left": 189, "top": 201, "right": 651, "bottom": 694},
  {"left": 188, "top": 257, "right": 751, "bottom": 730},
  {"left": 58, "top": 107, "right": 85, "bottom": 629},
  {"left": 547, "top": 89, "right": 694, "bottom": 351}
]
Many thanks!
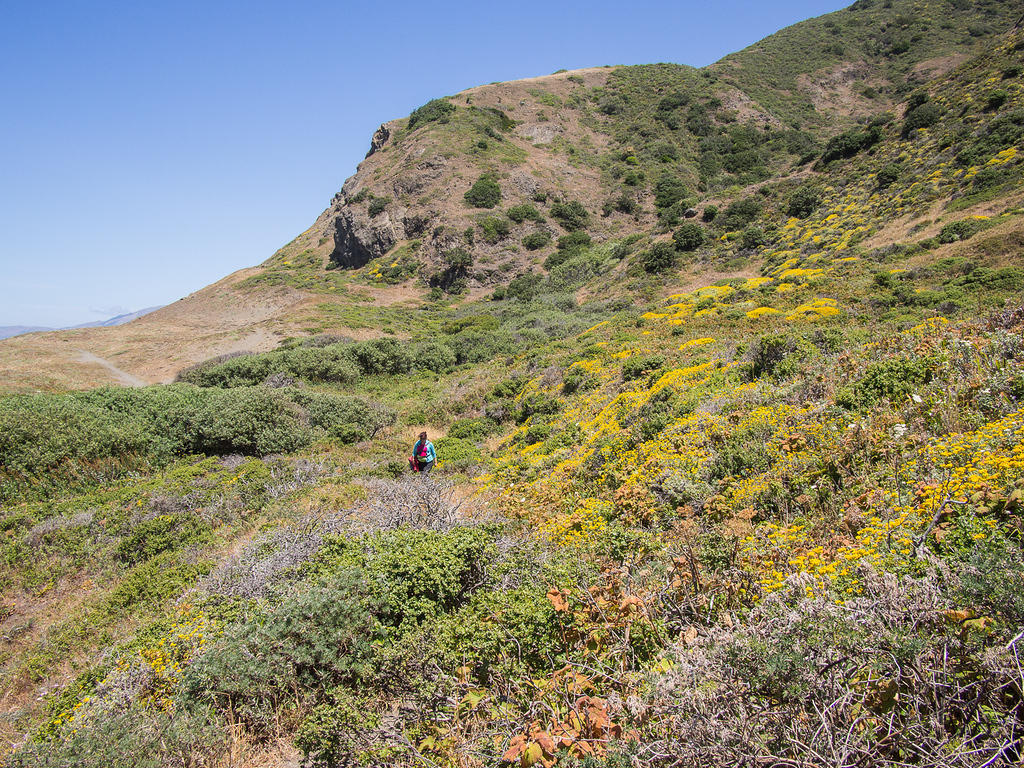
[
  {"left": 549, "top": 253, "right": 602, "bottom": 290},
  {"left": 638, "top": 242, "right": 678, "bottom": 274},
  {"left": 491, "top": 376, "right": 527, "bottom": 400},
  {"left": 835, "top": 355, "right": 933, "bottom": 410},
  {"left": 434, "top": 588, "right": 563, "bottom": 681},
  {"left": 443, "top": 247, "right": 473, "bottom": 271},
  {"left": 749, "top": 333, "right": 798, "bottom": 380},
  {"left": 296, "top": 689, "right": 393, "bottom": 768},
  {"left": 653, "top": 176, "right": 688, "bottom": 210},
  {"left": 673, "top": 222, "right": 705, "bottom": 251},
  {"left": 702, "top": 205, "right": 718, "bottom": 222},
  {"left": 507, "top": 204, "right": 543, "bottom": 223},
  {"left": 407, "top": 98, "right": 455, "bottom": 130},
  {"left": 367, "top": 197, "right": 389, "bottom": 217},
  {"left": 447, "top": 417, "right": 498, "bottom": 440},
  {"left": 556, "top": 231, "right": 591, "bottom": 252},
  {"left": 902, "top": 102, "right": 942, "bottom": 138},
  {"left": 549, "top": 200, "right": 590, "bottom": 231},
  {"left": 741, "top": 227, "right": 767, "bottom": 250},
  {"left": 447, "top": 328, "right": 516, "bottom": 364},
  {"left": 349, "top": 337, "right": 412, "bottom": 375},
  {"left": 876, "top": 163, "right": 902, "bottom": 188},
  {"left": 937, "top": 219, "right": 983, "bottom": 244},
  {"left": 622, "top": 355, "right": 664, "bottom": 381},
  {"left": 506, "top": 272, "right": 543, "bottom": 301},
  {"left": 719, "top": 197, "right": 761, "bottom": 230},
  {"left": 316, "top": 528, "right": 494, "bottom": 634},
  {"left": 180, "top": 571, "right": 383, "bottom": 732},
  {"left": 441, "top": 314, "right": 499, "bottom": 335},
  {"left": 820, "top": 124, "right": 882, "bottom": 163},
  {"left": 463, "top": 174, "right": 502, "bottom": 208},
  {"left": 515, "top": 391, "right": 562, "bottom": 423},
  {"left": 7, "top": 705, "right": 228, "bottom": 767},
  {"left": 434, "top": 436, "right": 484, "bottom": 471},
  {"left": 522, "top": 230, "right": 552, "bottom": 250},
  {"left": 106, "top": 552, "right": 213, "bottom": 612},
  {"left": 115, "top": 513, "right": 210, "bottom": 565},
  {"left": 562, "top": 369, "right": 599, "bottom": 394},
  {"left": 478, "top": 216, "right": 511, "bottom": 243},
  {"left": 786, "top": 186, "right": 820, "bottom": 218},
  {"left": 409, "top": 340, "right": 457, "bottom": 373},
  {"left": 0, "top": 383, "right": 400, "bottom": 502},
  {"left": 194, "top": 387, "right": 312, "bottom": 455},
  {"left": 291, "top": 391, "right": 396, "bottom": 443}
]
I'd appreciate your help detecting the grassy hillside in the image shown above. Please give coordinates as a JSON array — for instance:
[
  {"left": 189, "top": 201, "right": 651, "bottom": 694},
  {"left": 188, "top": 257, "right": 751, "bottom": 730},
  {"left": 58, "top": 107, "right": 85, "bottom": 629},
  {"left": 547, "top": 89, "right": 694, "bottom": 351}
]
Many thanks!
[{"left": 2, "top": 4, "right": 1024, "bottom": 768}]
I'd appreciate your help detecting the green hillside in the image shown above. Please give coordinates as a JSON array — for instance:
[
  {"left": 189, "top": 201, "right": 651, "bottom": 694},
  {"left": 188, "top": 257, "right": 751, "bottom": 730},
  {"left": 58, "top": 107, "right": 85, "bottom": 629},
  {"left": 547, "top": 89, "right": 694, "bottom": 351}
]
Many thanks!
[{"left": 2, "top": 3, "right": 1024, "bottom": 767}]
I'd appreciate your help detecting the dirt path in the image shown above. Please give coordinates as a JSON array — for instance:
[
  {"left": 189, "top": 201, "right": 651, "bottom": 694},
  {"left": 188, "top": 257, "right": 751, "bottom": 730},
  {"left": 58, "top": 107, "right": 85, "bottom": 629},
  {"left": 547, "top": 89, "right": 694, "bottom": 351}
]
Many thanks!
[{"left": 74, "top": 349, "right": 147, "bottom": 387}]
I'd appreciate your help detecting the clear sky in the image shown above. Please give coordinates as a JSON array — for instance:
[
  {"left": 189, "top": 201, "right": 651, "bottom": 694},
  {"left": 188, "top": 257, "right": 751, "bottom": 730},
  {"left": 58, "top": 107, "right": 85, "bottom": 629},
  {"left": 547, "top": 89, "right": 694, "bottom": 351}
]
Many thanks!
[{"left": 0, "top": 0, "right": 849, "bottom": 328}]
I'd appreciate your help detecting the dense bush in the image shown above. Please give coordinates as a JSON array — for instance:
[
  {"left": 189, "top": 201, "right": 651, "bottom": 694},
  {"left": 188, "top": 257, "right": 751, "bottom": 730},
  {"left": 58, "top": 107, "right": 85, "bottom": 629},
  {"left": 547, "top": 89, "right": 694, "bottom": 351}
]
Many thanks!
[
  {"left": 447, "top": 327, "right": 517, "bottom": 364},
  {"left": 447, "top": 417, "right": 498, "bottom": 440},
  {"left": 902, "top": 101, "right": 943, "bottom": 138},
  {"left": 505, "top": 272, "right": 543, "bottom": 301},
  {"left": 522, "top": 230, "right": 552, "bottom": 250},
  {"left": 937, "top": 219, "right": 983, "bottom": 244},
  {"left": 673, "top": 222, "right": 705, "bottom": 251},
  {"left": 638, "top": 241, "right": 679, "bottom": 274},
  {"left": 549, "top": 200, "right": 590, "bottom": 231},
  {"left": 0, "top": 386, "right": 395, "bottom": 501},
  {"left": 835, "top": 355, "right": 933, "bottom": 409},
  {"left": 367, "top": 197, "right": 389, "bottom": 217},
  {"left": 622, "top": 355, "right": 665, "bottom": 381},
  {"left": 5, "top": 704, "right": 229, "bottom": 767},
  {"left": 180, "top": 570, "right": 384, "bottom": 732},
  {"left": 719, "top": 197, "right": 761, "bottom": 230},
  {"left": 315, "top": 527, "right": 495, "bottom": 634},
  {"left": 741, "top": 226, "right": 767, "bottom": 250},
  {"left": 748, "top": 333, "right": 799, "bottom": 380},
  {"left": 433, "top": 436, "right": 484, "bottom": 471},
  {"left": 820, "top": 124, "right": 882, "bottom": 163},
  {"left": 956, "top": 110, "right": 1024, "bottom": 167},
  {"left": 786, "top": 186, "right": 820, "bottom": 218},
  {"left": 507, "top": 204, "right": 543, "bottom": 223},
  {"left": 876, "top": 162, "right": 902, "bottom": 187},
  {"left": 478, "top": 216, "right": 511, "bottom": 242},
  {"left": 407, "top": 98, "right": 455, "bottom": 130},
  {"left": 653, "top": 176, "right": 688, "bottom": 210},
  {"left": 409, "top": 340, "right": 458, "bottom": 373},
  {"left": 463, "top": 174, "right": 502, "bottom": 208},
  {"left": 115, "top": 513, "right": 210, "bottom": 564},
  {"left": 434, "top": 588, "right": 564, "bottom": 680}
]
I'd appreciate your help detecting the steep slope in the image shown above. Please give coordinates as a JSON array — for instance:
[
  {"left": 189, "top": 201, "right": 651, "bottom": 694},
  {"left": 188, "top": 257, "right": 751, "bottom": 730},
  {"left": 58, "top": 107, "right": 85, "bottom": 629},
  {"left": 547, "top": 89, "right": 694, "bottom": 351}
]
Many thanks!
[
  {"left": 2, "top": 0, "right": 1019, "bottom": 395},
  {"left": 2, "top": 6, "right": 1024, "bottom": 768}
]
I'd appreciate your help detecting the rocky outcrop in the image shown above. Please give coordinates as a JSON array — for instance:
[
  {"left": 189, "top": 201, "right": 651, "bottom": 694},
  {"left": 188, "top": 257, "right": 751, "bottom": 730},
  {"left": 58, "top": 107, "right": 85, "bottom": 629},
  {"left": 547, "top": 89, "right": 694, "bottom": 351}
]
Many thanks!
[
  {"left": 365, "top": 123, "right": 391, "bottom": 158},
  {"left": 328, "top": 205, "right": 400, "bottom": 269}
]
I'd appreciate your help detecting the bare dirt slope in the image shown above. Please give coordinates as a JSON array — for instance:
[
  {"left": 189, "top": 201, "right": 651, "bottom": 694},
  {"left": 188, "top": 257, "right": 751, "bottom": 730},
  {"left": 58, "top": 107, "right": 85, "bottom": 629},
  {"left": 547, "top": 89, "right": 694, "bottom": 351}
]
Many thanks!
[{"left": 0, "top": 269, "right": 316, "bottom": 392}]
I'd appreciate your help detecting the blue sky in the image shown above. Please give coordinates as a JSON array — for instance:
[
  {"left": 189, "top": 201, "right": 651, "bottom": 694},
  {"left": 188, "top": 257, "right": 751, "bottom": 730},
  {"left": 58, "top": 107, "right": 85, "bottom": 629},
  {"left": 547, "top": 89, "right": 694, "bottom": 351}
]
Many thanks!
[{"left": 0, "top": 0, "right": 848, "bottom": 328}]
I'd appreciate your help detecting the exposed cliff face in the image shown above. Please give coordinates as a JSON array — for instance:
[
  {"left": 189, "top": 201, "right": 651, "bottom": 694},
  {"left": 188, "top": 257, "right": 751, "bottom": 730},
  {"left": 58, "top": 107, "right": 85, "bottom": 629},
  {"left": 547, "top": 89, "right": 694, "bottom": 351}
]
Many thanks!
[
  {"left": 327, "top": 202, "right": 400, "bottom": 269},
  {"left": 320, "top": 67, "right": 616, "bottom": 284}
]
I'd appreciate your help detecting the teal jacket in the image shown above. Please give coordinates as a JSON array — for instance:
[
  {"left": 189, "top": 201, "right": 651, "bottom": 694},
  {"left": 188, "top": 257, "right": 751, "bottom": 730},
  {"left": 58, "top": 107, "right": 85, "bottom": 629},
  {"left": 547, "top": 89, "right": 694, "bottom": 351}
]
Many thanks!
[{"left": 413, "top": 439, "right": 436, "bottom": 463}]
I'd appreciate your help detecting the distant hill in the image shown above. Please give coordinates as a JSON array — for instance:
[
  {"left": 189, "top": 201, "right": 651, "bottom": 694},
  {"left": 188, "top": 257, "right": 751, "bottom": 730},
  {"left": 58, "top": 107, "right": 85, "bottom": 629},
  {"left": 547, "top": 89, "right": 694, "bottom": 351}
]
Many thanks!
[
  {"left": 66, "top": 306, "right": 163, "bottom": 330},
  {"left": 0, "top": 307, "right": 162, "bottom": 341},
  {"left": 0, "top": 326, "right": 51, "bottom": 340}
]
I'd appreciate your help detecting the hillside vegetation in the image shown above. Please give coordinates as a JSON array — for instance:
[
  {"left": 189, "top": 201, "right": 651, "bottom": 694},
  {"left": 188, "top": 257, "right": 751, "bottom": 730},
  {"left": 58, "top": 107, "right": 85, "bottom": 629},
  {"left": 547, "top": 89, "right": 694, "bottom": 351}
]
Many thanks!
[{"left": 2, "top": 2, "right": 1024, "bottom": 766}]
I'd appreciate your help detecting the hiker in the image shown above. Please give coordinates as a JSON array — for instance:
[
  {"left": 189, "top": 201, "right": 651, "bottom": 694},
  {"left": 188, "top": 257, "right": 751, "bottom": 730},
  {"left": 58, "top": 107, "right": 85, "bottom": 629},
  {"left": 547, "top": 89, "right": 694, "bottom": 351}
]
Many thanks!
[{"left": 409, "top": 431, "right": 437, "bottom": 474}]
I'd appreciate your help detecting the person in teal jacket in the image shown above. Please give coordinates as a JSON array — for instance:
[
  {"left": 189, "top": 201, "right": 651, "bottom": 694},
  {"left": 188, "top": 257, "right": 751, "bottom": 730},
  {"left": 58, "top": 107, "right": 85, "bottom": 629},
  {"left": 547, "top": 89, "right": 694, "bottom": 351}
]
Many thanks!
[{"left": 409, "top": 431, "right": 436, "bottom": 474}]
